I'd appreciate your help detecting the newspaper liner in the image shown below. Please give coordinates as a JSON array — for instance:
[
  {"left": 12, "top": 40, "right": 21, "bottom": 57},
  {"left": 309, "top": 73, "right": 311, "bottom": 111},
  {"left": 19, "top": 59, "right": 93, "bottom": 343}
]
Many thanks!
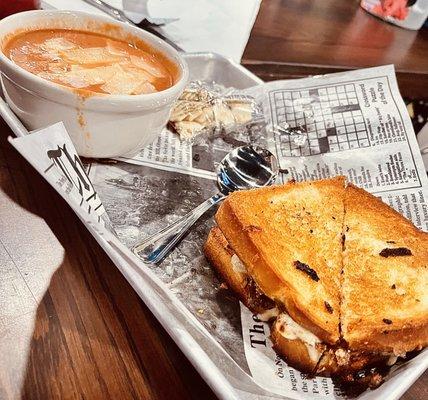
[{"left": 8, "top": 65, "right": 428, "bottom": 400}]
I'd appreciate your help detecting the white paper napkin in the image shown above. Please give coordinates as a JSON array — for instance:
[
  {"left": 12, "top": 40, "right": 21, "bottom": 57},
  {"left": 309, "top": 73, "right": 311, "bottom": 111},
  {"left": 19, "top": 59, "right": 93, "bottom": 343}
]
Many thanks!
[{"left": 41, "top": 0, "right": 261, "bottom": 62}]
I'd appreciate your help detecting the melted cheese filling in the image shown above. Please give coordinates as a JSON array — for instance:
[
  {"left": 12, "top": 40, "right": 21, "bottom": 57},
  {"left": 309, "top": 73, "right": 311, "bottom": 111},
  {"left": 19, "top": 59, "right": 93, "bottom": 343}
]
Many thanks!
[
  {"left": 231, "top": 253, "right": 323, "bottom": 363},
  {"left": 275, "top": 313, "right": 322, "bottom": 362},
  {"left": 231, "top": 253, "right": 401, "bottom": 367},
  {"left": 386, "top": 355, "right": 398, "bottom": 366},
  {"left": 230, "top": 254, "right": 247, "bottom": 274},
  {"left": 258, "top": 307, "right": 279, "bottom": 322}
]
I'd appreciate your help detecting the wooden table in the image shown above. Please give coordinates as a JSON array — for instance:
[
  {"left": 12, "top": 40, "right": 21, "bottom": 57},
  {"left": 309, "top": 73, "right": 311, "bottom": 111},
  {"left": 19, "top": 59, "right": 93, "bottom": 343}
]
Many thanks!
[
  {"left": 0, "top": 117, "right": 218, "bottom": 399},
  {"left": 0, "top": 1, "right": 427, "bottom": 399},
  {"left": 242, "top": 0, "right": 428, "bottom": 98}
]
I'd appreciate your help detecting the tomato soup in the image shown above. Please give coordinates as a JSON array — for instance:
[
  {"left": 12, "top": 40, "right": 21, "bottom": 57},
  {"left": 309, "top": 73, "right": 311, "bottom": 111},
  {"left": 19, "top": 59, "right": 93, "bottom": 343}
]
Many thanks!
[{"left": 3, "top": 29, "right": 178, "bottom": 95}]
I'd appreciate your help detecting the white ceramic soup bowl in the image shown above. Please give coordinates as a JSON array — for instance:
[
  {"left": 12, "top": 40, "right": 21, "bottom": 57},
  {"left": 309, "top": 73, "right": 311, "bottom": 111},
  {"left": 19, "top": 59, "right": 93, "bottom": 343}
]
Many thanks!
[{"left": 0, "top": 10, "right": 189, "bottom": 158}]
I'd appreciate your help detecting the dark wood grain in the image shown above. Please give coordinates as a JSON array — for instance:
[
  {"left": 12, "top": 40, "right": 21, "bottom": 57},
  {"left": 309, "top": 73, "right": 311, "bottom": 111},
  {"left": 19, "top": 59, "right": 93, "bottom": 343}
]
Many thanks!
[{"left": 242, "top": 0, "right": 428, "bottom": 97}]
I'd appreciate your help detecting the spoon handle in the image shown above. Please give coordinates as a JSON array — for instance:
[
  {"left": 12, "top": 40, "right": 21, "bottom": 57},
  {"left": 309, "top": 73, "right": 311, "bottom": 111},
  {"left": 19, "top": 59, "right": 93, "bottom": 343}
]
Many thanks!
[
  {"left": 82, "top": 0, "right": 132, "bottom": 25},
  {"left": 133, "top": 193, "right": 225, "bottom": 264}
]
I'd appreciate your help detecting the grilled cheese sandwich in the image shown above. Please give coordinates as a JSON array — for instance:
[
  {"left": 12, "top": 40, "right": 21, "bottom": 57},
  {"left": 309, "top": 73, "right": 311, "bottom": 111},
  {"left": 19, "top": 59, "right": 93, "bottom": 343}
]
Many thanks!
[{"left": 204, "top": 177, "right": 428, "bottom": 391}]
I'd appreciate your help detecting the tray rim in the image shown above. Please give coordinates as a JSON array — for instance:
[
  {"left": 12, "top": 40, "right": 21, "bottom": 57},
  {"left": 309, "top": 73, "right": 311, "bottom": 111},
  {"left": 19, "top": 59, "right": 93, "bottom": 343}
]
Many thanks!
[{"left": 182, "top": 51, "right": 264, "bottom": 86}]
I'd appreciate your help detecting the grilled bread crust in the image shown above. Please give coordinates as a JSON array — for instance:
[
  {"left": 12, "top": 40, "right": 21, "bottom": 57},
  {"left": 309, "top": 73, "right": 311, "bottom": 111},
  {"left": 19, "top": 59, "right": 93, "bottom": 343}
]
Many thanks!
[
  {"left": 341, "top": 184, "right": 428, "bottom": 354},
  {"left": 215, "top": 177, "right": 346, "bottom": 344}
]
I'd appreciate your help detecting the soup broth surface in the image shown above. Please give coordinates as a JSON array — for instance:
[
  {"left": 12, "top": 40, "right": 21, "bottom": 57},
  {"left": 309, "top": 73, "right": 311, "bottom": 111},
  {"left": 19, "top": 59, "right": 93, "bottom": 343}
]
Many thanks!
[{"left": 4, "top": 29, "right": 178, "bottom": 95}]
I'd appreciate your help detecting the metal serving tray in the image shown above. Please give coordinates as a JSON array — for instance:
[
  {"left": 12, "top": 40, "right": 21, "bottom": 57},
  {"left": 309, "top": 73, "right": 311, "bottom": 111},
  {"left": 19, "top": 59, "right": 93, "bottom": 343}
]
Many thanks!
[
  {"left": 3, "top": 53, "right": 427, "bottom": 400},
  {"left": 183, "top": 52, "right": 263, "bottom": 89}
]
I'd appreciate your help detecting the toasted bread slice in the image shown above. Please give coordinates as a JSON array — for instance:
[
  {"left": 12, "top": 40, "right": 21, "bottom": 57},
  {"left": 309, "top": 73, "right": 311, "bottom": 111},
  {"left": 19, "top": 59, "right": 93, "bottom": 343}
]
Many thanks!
[
  {"left": 204, "top": 226, "right": 275, "bottom": 314},
  {"left": 215, "top": 177, "right": 346, "bottom": 344},
  {"left": 341, "top": 184, "right": 428, "bottom": 354}
]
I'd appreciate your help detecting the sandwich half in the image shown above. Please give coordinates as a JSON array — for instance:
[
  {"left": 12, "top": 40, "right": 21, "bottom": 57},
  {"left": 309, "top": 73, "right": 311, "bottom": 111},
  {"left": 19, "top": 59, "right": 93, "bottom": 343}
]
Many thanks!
[
  {"left": 204, "top": 177, "right": 428, "bottom": 389},
  {"left": 341, "top": 184, "right": 428, "bottom": 355},
  {"left": 215, "top": 176, "right": 346, "bottom": 345}
]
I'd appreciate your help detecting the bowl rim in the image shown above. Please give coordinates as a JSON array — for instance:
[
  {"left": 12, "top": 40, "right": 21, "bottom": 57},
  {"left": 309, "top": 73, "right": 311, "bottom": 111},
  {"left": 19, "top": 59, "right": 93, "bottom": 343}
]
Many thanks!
[{"left": 0, "top": 9, "right": 189, "bottom": 109}]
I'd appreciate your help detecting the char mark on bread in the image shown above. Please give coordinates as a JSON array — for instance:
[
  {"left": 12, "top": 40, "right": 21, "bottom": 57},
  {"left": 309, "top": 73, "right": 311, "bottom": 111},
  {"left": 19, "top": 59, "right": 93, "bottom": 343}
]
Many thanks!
[
  {"left": 379, "top": 247, "right": 412, "bottom": 257},
  {"left": 324, "top": 301, "right": 334, "bottom": 314},
  {"left": 294, "top": 260, "right": 320, "bottom": 282}
]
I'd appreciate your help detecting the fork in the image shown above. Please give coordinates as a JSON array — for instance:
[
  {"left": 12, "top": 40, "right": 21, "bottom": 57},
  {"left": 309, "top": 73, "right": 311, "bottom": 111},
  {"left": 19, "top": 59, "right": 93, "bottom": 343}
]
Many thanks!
[{"left": 82, "top": 0, "right": 182, "bottom": 51}]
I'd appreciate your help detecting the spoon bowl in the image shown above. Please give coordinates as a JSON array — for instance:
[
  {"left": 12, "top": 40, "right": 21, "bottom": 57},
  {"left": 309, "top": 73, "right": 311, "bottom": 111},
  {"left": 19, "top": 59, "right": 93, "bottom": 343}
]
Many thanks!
[{"left": 217, "top": 145, "right": 279, "bottom": 194}]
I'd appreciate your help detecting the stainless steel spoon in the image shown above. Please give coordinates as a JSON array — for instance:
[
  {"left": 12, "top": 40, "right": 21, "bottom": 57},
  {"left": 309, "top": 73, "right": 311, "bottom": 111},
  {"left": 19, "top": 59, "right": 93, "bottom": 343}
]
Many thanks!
[{"left": 133, "top": 145, "right": 279, "bottom": 264}]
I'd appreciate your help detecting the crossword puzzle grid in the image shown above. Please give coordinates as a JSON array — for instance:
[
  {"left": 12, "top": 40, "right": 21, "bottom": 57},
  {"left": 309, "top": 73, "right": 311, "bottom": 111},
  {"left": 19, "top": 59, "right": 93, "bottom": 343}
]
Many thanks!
[{"left": 272, "top": 84, "right": 369, "bottom": 157}]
